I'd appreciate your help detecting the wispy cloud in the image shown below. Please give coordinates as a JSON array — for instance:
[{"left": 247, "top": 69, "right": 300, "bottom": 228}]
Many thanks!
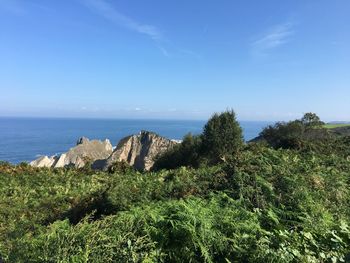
[
  {"left": 81, "top": 0, "right": 201, "bottom": 59},
  {"left": 156, "top": 45, "right": 171, "bottom": 57},
  {"left": 82, "top": 0, "right": 162, "bottom": 41},
  {"left": 252, "top": 22, "right": 295, "bottom": 56}
]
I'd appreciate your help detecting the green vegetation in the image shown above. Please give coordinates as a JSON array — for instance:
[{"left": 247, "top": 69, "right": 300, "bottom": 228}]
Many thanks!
[
  {"left": 1, "top": 111, "right": 350, "bottom": 262},
  {"left": 258, "top": 113, "right": 331, "bottom": 150},
  {"left": 153, "top": 110, "right": 243, "bottom": 170},
  {"left": 324, "top": 123, "right": 350, "bottom": 129},
  {"left": 201, "top": 110, "right": 243, "bottom": 163}
]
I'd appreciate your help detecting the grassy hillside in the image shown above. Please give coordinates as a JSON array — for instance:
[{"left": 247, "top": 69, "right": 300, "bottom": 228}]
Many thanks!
[
  {"left": 1, "top": 143, "right": 350, "bottom": 262},
  {"left": 1, "top": 112, "right": 350, "bottom": 262}
]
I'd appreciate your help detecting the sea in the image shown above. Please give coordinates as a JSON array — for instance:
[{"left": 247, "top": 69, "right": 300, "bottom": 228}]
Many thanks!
[{"left": 0, "top": 117, "right": 273, "bottom": 164}]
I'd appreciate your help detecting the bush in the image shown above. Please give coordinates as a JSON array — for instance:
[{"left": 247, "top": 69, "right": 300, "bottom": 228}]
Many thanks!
[
  {"left": 153, "top": 133, "right": 203, "bottom": 170},
  {"left": 259, "top": 113, "right": 330, "bottom": 150},
  {"left": 154, "top": 110, "right": 244, "bottom": 170},
  {"left": 201, "top": 110, "right": 243, "bottom": 163}
]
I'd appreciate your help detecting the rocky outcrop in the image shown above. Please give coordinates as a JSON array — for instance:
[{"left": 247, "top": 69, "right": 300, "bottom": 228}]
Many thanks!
[
  {"left": 30, "top": 137, "right": 113, "bottom": 168},
  {"left": 103, "top": 131, "right": 177, "bottom": 171},
  {"left": 30, "top": 131, "right": 177, "bottom": 171},
  {"left": 30, "top": 155, "right": 58, "bottom": 167}
]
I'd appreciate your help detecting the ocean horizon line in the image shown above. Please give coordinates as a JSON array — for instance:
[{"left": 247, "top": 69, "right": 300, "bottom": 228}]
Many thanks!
[{"left": 0, "top": 115, "right": 278, "bottom": 123}]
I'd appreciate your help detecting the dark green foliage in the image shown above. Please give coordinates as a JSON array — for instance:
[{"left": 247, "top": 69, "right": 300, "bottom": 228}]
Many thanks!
[
  {"left": 153, "top": 133, "right": 203, "bottom": 170},
  {"left": 154, "top": 110, "right": 244, "bottom": 170},
  {"left": 107, "top": 160, "right": 134, "bottom": 173},
  {"left": 201, "top": 110, "right": 244, "bottom": 163},
  {"left": 258, "top": 120, "right": 305, "bottom": 149},
  {"left": 10, "top": 194, "right": 263, "bottom": 263},
  {"left": 259, "top": 112, "right": 331, "bottom": 150}
]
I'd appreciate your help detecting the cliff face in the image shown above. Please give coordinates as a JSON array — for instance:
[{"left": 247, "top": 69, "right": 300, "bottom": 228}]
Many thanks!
[
  {"left": 30, "top": 137, "right": 113, "bottom": 168},
  {"left": 103, "top": 131, "right": 177, "bottom": 171},
  {"left": 30, "top": 131, "right": 177, "bottom": 171}
]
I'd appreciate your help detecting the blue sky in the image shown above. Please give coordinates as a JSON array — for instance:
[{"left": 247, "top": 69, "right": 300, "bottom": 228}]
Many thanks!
[{"left": 0, "top": 0, "right": 349, "bottom": 121}]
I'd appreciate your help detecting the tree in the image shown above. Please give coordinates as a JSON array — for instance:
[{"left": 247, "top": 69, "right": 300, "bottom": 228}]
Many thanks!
[
  {"left": 154, "top": 110, "right": 244, "bottom": 169},
  {"left": 153, "top": 133, "right": 202, "bottom": 170},
  {"left": 201, "top": 110, "right": 244, "bottom": 163},
  {"left": 259, "top": 112, "right": 328, "bottom": 150},
  {"left": 259, "top": 121, "right": 304, "bottom": 149},
  {"left": 301, "top": 113, "right": 324, "bottom": 128}
]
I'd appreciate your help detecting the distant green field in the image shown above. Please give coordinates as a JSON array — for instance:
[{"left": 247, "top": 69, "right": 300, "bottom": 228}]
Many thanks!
[{"left": 324, "top": 123, "right": 350, "bottom": 129}]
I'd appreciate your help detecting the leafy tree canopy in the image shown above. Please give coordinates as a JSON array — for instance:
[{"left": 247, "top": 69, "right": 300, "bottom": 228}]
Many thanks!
[
  {"left": 259, "top": 113, "right": 329, "bottom": 150},
  {"left": 201, "top": 110, "right": 244, "bottom": 163},
  {"left": 301, "top": 112, "right": 325, "bottom": 128},
  {"left": 154, "top": 110, "right": 244, "bottom": 170}
]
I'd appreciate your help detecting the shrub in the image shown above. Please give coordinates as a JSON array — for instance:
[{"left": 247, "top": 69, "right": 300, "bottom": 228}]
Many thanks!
[
  {"left": 259, "top": 113, "right": 330, "bottom": 150},
  {"left": 153, "top": 133, "right": 203, "bottom": 170},
  {"left": 154, "top": 110, "right": 244, "bottom": 170},
  {"left": 201, "top": 110, "right": 243, "bottom": 163}
]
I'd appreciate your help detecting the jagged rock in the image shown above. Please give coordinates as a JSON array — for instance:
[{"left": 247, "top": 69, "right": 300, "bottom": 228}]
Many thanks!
[
  {"left": 77, "top": 136, "right": 90, "bottom": 145},
  {"left": 30, "top": 131, "right": 178, "bottom": 171},
  {"left": 103, "top": 131, "right": 178, "bottom": 171},
  {"left": 30, "top": 155, "right": 58, "bottom": 167},
  {"left": 30, "top": 138, "right": 113, "bottom": 168}
]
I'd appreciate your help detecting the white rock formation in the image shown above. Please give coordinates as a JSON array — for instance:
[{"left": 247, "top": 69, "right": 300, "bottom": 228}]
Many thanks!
[
  {"left": 103, "top": 131, "right": 177, "bottom": 171},
  {"left": 30, "top": 131, "right": 178, "bottom": 171},
  {"left": 30, "top": 137, "right": 113, "bottom": 168}
]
